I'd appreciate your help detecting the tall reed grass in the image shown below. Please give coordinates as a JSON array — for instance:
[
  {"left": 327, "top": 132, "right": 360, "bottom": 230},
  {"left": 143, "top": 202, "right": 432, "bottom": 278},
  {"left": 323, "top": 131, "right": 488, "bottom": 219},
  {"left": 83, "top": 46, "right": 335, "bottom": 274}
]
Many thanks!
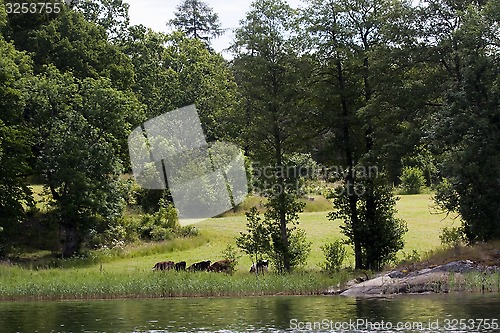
[
  {"left": 0, "top": 265, "right": 344, "bottom": 301},
  {"left": 447, "top": 271, "right": 500, "bottom": 293}
]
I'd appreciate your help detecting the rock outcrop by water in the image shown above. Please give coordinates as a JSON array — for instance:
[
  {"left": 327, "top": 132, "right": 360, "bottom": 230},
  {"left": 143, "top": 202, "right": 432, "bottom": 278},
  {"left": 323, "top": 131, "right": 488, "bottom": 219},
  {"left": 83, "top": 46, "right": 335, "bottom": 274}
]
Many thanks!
[{"left": 337, "top": 260, "right": 500, "bottom": 297}]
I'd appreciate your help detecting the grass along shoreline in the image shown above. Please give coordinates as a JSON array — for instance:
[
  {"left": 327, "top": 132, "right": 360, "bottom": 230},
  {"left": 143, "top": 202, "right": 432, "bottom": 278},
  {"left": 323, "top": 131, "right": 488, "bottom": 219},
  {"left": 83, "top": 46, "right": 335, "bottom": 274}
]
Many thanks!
[
  {"left": 1, "top": 261, "right": 499, "bottom": 301},
  {"left": 0, "top": 267, "right": 350, "bottom": 301}
]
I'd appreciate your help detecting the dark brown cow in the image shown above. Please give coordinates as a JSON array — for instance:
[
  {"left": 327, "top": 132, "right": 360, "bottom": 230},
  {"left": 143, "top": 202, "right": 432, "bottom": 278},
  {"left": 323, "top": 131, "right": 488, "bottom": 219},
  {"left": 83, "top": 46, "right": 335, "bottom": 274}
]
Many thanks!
[
  {"left": 174, "top": 261, "right": 186, "bottom": 271},
  {"left": 152, "top": 261, "right": 175, "bottom": 271},
  {"left": 188, "top": 260, "right": 211, "bottom": 272},
  {"left": 250, "top": 260, "right": 269, "bottom": 274},
  {"left": 208, "top": 260, "right": 233, "bottom": 273}
]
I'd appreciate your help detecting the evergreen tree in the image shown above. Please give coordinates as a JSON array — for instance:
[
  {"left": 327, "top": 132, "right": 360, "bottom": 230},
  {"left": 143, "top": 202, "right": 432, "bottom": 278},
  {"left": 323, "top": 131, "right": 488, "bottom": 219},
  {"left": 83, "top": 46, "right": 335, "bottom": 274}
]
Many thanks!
[{"left": 168, "top": 0, "right": 222, "bottom": 46}]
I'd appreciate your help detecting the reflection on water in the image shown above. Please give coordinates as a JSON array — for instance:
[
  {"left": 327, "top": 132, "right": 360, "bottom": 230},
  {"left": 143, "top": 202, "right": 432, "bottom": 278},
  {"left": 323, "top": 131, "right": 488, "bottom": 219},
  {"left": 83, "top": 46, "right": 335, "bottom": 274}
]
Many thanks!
[{"left": 0, "top": 293, "right": 499, "bottom": 332}]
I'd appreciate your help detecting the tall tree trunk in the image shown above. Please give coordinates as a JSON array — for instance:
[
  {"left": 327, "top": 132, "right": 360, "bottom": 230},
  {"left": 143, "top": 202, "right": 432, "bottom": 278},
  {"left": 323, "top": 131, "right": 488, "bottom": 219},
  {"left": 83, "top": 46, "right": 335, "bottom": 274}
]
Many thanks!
[
  {"left": 61, "top": 217, "right": 79, "bottom": 258},
  {"left": 336, "top": 58, "right": 363, "bottom": 270},
  {"left": 363, "top": 52, "right": 377, "bottom": 270},
  {"left": 270, "top": 63, "right": 291, "bottom": 273},
  {"left": 273, "top": 116, "right": 291, "bottom": 273}
]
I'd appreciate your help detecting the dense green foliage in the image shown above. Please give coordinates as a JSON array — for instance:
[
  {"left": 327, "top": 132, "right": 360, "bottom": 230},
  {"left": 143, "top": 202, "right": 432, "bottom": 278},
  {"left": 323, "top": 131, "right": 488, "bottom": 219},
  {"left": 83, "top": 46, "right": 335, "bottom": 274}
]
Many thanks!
[
  {"left": 0, "top": 33, "right": 34, "bottom": 255},
  {"left": 0, "top": 0, "right": 498, "bottom": 273},
  {"left": 329, "top": 182, "right": 408, "bottom": 270},
  {"left": 236, "top": 207, "right": 270, "bottom": 268},
  {"left": 321, "top": 240, "right": 347, "bottom": 273},
  {"left": 426, "top": 0, "right": 500, "bottom": 243},
  {"left": 237, "top": 198, "right": 312, "bottom": 274},
  {"left": 399, "top": 166, "right": 426, "bottom": 194}
]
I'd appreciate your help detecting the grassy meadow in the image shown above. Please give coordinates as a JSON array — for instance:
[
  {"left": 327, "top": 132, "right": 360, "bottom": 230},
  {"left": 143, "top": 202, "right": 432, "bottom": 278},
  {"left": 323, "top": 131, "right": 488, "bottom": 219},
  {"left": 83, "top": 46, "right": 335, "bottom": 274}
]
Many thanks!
[
  {"left": 178, "top": 193, "right": 456, "bottom": 270},
  {"left": 0, "top": 193, "right": 460, "bottom": 300}
]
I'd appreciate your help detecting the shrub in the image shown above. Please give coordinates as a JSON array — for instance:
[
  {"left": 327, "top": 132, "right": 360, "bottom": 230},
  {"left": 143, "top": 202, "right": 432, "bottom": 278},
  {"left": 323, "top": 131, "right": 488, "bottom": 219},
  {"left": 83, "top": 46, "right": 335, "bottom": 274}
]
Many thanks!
[
  {"left": 264, "top": 193, "right": 308, "bottom": 273},
  {"left": 178, "top": 225, "right": 199, "bottom": 237},
  {"left": 398, "top": 249, "right": 421, "bottom": 266},
  {"left": 399, "top": 166, "right": 426, "bottom": 194},
  {"left": 222, "top": 244, "right": 241, "bottom": 274},
  {"left": 236, "top": 207, "right": 270, "bottom": 267},
  {"left": 149, "top": 226, "right": 175, "bottom": 241},
  {"left": 321, "top": 240, "right": 347, "bottom": 273},
  {"left": 139, "top": 198, "right": 179, "bottom": 241},
  {"left": 288, "top": 229, "right": 311, "bottom": 269},
  {"left": 329, "top": 181, "right": 408, "bottom": 271},
  {"left": 440, "top": 226, "right": 465, "bottom": 248}
]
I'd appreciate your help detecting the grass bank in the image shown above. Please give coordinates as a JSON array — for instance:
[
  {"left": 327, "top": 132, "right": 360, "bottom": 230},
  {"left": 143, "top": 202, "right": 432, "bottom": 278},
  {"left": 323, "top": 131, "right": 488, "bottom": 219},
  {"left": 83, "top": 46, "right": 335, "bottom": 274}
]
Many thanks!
[{"left": 0, "top": 266, "right": 350, "bottom": 301}]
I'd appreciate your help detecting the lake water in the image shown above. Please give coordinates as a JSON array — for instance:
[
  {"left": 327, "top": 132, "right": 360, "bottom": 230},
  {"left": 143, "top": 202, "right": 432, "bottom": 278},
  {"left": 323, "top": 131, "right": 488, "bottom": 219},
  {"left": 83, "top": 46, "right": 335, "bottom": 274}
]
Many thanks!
[{"left": 1, "top": 294, "right": 499, "bottom": 332}]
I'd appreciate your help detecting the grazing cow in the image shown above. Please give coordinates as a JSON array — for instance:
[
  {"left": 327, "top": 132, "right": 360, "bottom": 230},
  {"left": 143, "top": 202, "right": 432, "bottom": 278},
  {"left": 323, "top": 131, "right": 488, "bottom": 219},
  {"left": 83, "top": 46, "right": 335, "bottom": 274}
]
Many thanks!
[
  {"left": 153, "top": 261, "right": 175, "bottom": 271},
  {"left": 174, "top": 261, "right": 186, "bottom": 271},
  {"left": 208, "top": 260, "right": 233, "bottom": 273},
  {"left": 188, "top": 260, "right": 211, "bottom": 272},
  {"left": 250, "top": 260, "right": 269, "bottom": 274}
]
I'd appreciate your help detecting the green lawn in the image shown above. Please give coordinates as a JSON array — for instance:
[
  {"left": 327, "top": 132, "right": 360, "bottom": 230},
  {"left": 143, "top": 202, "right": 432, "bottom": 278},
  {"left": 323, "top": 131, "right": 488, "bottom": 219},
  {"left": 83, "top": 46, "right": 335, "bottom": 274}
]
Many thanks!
[
  {"left": 89, "top": 193, "right": 455, "bottom": 274},
  {"left": 21, "top": 191, "right": 455, "bottom": 273}
]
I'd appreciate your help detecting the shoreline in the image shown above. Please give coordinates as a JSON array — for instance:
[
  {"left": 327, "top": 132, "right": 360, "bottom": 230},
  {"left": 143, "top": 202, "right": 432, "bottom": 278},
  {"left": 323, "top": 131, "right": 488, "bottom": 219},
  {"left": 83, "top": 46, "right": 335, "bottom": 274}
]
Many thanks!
[
  {"left": 1, "top": 265, "right": 499, "bottom": 302},
  {"left": 335, "top": 260, "right": 500, "bottom": 297},
  {"left": 0, "top": 268, "right": 340, "bottom": 302}
]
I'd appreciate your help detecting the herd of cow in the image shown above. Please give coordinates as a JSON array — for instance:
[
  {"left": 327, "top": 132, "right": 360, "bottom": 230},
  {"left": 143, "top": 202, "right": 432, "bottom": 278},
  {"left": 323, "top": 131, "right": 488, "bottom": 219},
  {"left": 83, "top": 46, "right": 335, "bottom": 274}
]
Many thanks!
[{"left": 152, "top": 259, "right": 269, "bottom": 274}]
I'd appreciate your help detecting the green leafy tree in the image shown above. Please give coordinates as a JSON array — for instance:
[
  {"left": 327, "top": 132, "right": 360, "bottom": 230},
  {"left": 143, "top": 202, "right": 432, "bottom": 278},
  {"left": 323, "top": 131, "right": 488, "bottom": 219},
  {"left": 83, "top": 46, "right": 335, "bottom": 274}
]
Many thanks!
[
  {"left": 302, "top": 0, "right": 410, "bottom": 270},
  {"left": 120, "top": 28, "right": 239, "bottom": 141},
  {"left": 75, "top": 0, "right": 130, "bottom": 40},
  {"left": 236, "top": 207, "right": 270, "bottom": 272},
  {"left": 263, "top": 193, "right": 308, "bottom": 273},
  {"left": 75, "top": 76, "right": 145, "bottom": 166},
  {"left": 40, "top": 109, "right": 125, "bottom": 257},
  {"left": 400, "top": 147, "right": 437, "bottom": 187},
  {"left": 119, "top": 26, "right": 178, "bottom": 118},
  {"left": 0, "top": 0, "right": 7, "bottom": 32},
  {"left": 0, "top": 35, "right": 34, "bottom": 255},
  {"left": 3, "top": 0, "right": 63, "bottom": 48},
  {"left": 419, "top": 0, "right": 500, "bottom": 242},
  {"left": 168, "top": 0, "right": 222, "bottom": 46},
  {"left": 119, "top": 26, "right": 239, "bottom": 213},
  {"left": 25, "top": 66, "right": 143, "bottom": 257},
  {"left": 329, "top": 181, "right": 407, "bottom": 270},
  {"left": 321, "top": 240, "right": 347, "bottom": 273},
  {"left": 232, "top": 0, "right": 315, "bottom": 272},
  {"left": 25, "top": 10, "right": 134, "bottom": 89},
  {"left": 399, "top": 166, "right": 426, "bottom": 194}
]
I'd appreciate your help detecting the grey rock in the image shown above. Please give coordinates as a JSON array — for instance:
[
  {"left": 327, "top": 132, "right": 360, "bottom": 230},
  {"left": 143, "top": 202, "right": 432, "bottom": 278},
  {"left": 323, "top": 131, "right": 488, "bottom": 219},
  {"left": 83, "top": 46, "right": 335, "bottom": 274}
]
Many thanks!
[{"left": 338, "top": 260, "right": 497, "bottom": 297}]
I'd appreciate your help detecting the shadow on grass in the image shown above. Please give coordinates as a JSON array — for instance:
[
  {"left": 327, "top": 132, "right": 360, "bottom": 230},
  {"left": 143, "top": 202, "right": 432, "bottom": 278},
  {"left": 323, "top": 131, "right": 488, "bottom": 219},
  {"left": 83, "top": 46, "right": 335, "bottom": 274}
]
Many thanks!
[{"left": 7, "top": 235, "right": 210, "bottom": 270}]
